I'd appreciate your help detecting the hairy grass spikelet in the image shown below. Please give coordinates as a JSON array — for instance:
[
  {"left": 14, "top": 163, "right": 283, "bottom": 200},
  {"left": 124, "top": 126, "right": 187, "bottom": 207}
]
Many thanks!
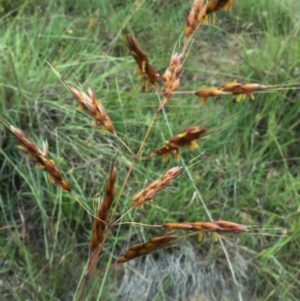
[
  {"left": 158, "top": 53, "right": 183, "bottom": 111},
  {"left": 184, "top": 0, "right": 207, "bottom": 38},
  {"left": 215, "top": 220, "right": 248, "bottom": 233},
  {"left": 206, "top": 0, "right": 234, "bottom": 14},
  {"left": 90, "top": 164, "right": 117, "bottom": 252},
  {"left": 152, "top": 127, "right": 207, "bottom": 162},
  {"left": 126, "top": 35, "right": 160, "bottom": 92},
  {"left": 68, "top": 85, "right": 114, "bottom": 134},
  {"left": 117, "top": 233, "right": 177, "bottom": 264},
  {"left": 219, "top": 81, "right": 268, "bottom": 101},
  {"left": 11, "top": 126, "right": 71, "bottom": 191},
  {"left": 204, "top": 0, "right": 234, "bottom": 24},
  {"left": 131, "top": 167, "right": 181, "bottom": 208},
  {"left": 195, "top": 87, "right": 231, "bottom": 105},
  {"left": 162, "top": 220, "right": 247, "bottom": 242}
]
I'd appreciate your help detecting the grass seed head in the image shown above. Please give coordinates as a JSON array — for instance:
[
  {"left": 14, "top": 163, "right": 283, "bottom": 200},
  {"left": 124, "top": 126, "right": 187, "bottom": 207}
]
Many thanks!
[
  {"left": 68, "top": 85, "right": 114, "bottom": 133},
  {"left": 219, "top": 80, "right": 243, "bottom": 92},
  {"left": 153, "top": 127, "right": 207, "bottom": 161},
  {"left": 195, "top": 88, "right": 231, "bottom": 105},
  {"left": 162, "top": 220, "right": 248, "bottom": 236},
  {"left": 219, "top": 81, "right": 267, "bottom": 101},
  {"left": 117, "top": 233, "right": 177, "bottom": 264},
  {"left": 158, "top": 53, "right": 183, "bottom": 111},
  {"left": 90, "top": 164, "right": 117, "bottom": 252},
  {"left": 131, "top": 167, "right": 181, "bottom": 208},
  {"left": 215, "top": 220, "right": 248, "bottom": 233},
  {"left": 162, "top": 223, "right": 194, "bottom": 230},
  {"left": 206, "top": 0, "right": 234, "bottom": 14},
  {"left": 11, "top": 126, "right": 71, "bottom": 191},
  {"left": 11, "top": 126, "right": 43, "bottom": 159},
  {"left": 204, "top": 0, "right": 234, "bottom": 24},
  {"left": 38, "top": 157, "right": 71, "bottom": 191},
  {"left": 184, "top": 0, "right": 207, "bottom": 38},
  {"left": 126, "top": 35, "right": 159, "bottom": 91}
]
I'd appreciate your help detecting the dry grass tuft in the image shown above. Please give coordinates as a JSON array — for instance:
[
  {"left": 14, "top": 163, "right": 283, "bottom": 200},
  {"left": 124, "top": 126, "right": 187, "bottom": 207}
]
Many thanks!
[{"left": 117, "top": 240, "right": 250, "bottom": 301}]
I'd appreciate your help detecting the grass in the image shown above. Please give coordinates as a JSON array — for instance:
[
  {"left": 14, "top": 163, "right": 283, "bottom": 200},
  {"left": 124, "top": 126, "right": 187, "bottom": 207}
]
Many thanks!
[{"left": 1, "top": 0, "right": 300, "bottom": 300}]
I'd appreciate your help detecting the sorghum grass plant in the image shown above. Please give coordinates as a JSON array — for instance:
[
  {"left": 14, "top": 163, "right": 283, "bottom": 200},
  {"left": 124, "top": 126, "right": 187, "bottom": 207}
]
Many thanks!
[{"left": 1, "top": 0, "right": 300, "bottom": 301}]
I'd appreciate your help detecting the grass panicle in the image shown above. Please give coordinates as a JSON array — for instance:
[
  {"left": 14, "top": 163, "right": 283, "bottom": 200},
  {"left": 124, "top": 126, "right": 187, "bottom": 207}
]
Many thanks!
[{"left": 1, "top": 1, "right": 298, "bottom": 301}]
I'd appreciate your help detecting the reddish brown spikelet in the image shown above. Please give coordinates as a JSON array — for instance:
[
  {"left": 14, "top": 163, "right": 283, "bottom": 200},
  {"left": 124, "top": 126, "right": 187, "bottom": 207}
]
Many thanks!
[
  {"left": 163, "top": 222, "right": 216, "bottom": 243},
  {"left": 215, "top": 220, "right": 248, "bottom": 233},
  {"left": 204, "top": 0, "right": 234, "bottom": 24},
  {"left": 68, "top": 85, "right": 114, "bottom": 134},
  {"left": 163, "top": 222, "right": 221, "bottom": 232},
  {"left": 158, "top": 53, "right": 183, "bottom": 111},
  {"left": 239, "top": 83, "right": 267, "bottom": 98},
  {"left": 219, "top": 81, "right": 268, "bottom": 102},
  {"left": 206, "top": 0, "right": 234, "bottom": 14},
  {"left": 11, "top": 126, "right": 43, "bottom": 158},
  {"left": 90, "top": 164, "right": 117, "bottom": 252},
  {"left": 126, "top": 35, "right": 159, "bottom": 91},
  {"left": 131, "top": 167, "right": 181, "bottom": 208},
  {"left": 195, "top": 88, "right": 231, "bottom": 105},
  {"left": 88, "top": 89, "right": 115, "bottom": 133},
  {"left": 38, "top": 156, "right": 72, "bottom": 192},
  {"left": 11, "top": 126, "right": 71, "bottom": 192},
  {"left": 184, "top": 0, "right": 207, "bottom": 38},
  {"left": 191, "top": 222, "right": 221, "bottom": 231},
  {"left": 162, "top": 223, "right": 193, "bottom": 231},
  {"left": 219, "top": 80, "right": 243, "bottom": 93},
  {"left": 162, "top": 220, "right": 248, "bottom": 235},
  {"left": 117, "top": 233, "right": 177, "bottom": 264},
  {"left": 153, "top": 127, "right": 207, "bottom": 162}
]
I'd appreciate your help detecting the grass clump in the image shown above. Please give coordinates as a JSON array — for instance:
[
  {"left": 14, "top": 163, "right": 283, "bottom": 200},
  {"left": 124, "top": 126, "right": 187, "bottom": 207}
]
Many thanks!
[{"left": 1, "top": 1, "right": 300, "bottom": 301}]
